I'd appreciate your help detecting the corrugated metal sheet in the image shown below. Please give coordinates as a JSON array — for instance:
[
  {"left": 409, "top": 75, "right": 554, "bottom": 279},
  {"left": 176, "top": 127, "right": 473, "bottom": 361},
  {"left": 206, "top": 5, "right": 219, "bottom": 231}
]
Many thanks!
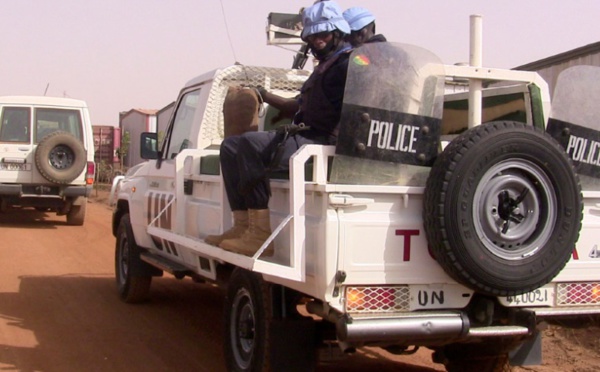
[
  {"left": 535, "top": 54, "right": 600, "bottom": 96},
  {"left": 93, "top": 125, "right": 120, "bottom": 165},
  {"left": 514, "top": 41, "right": 600, "bottom": 96}
]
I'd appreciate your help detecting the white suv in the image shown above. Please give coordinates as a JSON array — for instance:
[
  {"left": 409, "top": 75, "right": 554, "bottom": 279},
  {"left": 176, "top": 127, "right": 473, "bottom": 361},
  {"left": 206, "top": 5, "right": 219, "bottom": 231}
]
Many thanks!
[{"left": 0, "top": 96, "right": 95, "bottom": 225}]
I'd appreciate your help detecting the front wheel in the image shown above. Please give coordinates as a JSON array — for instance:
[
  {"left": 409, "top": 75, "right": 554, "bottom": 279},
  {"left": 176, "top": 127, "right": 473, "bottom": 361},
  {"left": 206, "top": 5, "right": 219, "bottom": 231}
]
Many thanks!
[{"left": 115, "top": 214, "right": 152, "bottom": 303}]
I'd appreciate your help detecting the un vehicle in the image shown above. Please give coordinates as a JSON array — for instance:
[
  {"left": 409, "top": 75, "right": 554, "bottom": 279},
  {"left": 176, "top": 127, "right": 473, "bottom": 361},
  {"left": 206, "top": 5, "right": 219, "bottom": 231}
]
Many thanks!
[
  {"left": 0, "top": 96, "right": 95, "bottom": 225},
  {"left": 110, "top": 25, "right": 600, "bottom": 371}
]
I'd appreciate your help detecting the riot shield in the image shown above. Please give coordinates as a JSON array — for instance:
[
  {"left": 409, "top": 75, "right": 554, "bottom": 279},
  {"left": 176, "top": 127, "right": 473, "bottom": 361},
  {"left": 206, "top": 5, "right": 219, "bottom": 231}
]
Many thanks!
[
  {"left": 546, "top": 66, "right": 600, "bottom": 190},
  {"left": 330, "top": 42, "right": 445, "bottom": 185}
]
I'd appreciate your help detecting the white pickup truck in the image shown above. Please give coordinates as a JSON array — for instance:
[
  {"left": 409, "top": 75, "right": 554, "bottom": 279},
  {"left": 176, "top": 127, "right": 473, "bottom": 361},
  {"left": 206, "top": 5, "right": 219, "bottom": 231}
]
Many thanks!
[{"left": 110, "top": 41, "right": 600, "bottom": 371}]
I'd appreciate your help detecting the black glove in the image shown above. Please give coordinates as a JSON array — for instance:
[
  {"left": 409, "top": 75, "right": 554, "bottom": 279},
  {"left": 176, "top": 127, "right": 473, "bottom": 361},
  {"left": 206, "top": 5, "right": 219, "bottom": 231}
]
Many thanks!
[{"left": 255, "top": 86, "right": 268, "bottom": 102}]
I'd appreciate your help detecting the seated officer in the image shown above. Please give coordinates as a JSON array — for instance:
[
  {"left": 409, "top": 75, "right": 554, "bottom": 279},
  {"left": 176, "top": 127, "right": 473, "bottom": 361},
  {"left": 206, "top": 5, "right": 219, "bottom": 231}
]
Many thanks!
[
  {"left": 343, "top": 7, "right": 387, "bottom": 47},
  {"left": 205, "top": 1, "right": 352, "bottom": 256}
]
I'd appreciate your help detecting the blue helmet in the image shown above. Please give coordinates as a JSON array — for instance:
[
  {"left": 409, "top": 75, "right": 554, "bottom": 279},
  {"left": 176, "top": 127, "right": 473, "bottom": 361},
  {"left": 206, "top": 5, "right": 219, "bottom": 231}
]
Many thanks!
[
  {"left": 343, "top": 7, "right": 375, "bottom": 31},
  {"left": 301, "top": 1, "right": 350, "bottom": 41}
]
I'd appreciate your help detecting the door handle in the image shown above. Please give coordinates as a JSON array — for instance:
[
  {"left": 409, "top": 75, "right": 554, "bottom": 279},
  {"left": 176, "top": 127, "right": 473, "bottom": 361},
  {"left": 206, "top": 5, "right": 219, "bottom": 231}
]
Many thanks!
[{"left": 329, "top": 194, "right": 374, "bottom": 207}]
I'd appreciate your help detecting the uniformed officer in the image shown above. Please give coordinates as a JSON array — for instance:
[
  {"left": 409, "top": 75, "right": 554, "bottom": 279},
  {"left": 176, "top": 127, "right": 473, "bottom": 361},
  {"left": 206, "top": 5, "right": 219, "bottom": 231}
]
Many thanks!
[
  {"left": 205, "top": 1, "right": 352, "bottom": 257},
  {"left": 343, "top": 7, "right": 387, "bottom": 47}
]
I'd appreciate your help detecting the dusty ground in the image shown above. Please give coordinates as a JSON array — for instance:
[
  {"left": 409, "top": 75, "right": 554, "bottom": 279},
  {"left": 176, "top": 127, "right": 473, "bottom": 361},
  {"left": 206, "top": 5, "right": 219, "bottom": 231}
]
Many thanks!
[{"left": 0, "top": 187, "right": 597, "bottom": 371}]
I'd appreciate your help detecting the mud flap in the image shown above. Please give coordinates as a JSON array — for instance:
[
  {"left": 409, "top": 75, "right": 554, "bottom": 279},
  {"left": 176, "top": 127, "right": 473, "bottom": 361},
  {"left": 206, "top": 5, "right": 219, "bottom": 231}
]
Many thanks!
[
  {"left": 270, "top": 318, "right": 316, "bottom": 371},
  {"left": 509, "top": 330, "right": 542, "bottom": 366},
  {"left": 132, "top": 252, "right": 163, "bottom": 277}
]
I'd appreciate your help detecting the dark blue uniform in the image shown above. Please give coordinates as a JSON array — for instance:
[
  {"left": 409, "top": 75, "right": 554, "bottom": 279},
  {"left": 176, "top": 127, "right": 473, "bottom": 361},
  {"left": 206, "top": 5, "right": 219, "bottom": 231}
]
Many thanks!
[{"left": 220, "top": 45, "right": 351, "bottom": 210}]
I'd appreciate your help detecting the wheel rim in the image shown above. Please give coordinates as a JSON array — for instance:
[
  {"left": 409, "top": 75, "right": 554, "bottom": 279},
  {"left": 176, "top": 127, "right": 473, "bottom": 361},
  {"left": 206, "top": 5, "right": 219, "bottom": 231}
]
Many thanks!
[
  {"left": 230, "top": 288, "right": 255, "bottom": 369},
  {"left": 48, "top": 145, "right": 75, "bottom": 169},
  {"left": 473, "top": 159, "right": 557, "bottom": 260},
  {"left": 118, "top": 235, "right": 130, "bottom": 286}
]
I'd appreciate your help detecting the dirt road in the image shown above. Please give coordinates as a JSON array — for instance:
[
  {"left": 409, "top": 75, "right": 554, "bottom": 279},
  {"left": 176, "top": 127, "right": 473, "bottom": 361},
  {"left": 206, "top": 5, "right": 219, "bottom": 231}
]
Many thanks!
[{"left": 0, "top": 193, "right": 447, "bottom": 372}]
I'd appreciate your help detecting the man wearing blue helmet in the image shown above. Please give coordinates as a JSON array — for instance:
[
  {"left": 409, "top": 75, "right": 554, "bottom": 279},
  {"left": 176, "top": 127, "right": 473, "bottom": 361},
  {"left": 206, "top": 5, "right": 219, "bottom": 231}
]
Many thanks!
[
  {"left": 206, "top": 1, "right": 352, "bottom": 256},
  {"left": 343, "top": 7, "right": 387, "bottom": 47}
]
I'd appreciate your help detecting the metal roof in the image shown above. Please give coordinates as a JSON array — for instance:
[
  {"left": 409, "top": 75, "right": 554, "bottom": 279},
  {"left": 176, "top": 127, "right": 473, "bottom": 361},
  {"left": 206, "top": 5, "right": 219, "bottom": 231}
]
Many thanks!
[{"left": 515, "top": 41, "right": 600, "bottom": 71}]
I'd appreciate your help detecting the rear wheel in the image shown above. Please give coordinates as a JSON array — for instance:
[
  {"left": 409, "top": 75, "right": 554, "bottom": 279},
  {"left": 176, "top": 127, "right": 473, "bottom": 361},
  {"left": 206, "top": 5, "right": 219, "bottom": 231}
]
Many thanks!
[
  {"left": 224, "top": 269, "right": 272, "bottom": 372},
  {"left": 66, "top": 198, "right": 87, "bottom": 225},
  {"left": 434, "top": 341, "right": 512, "bottom": 372},
  {"left": 115, "top": 214, "right": 152, "bottom": 303},
  {"left": 223, "top": 270, "right": 317, "bottom": 371}
]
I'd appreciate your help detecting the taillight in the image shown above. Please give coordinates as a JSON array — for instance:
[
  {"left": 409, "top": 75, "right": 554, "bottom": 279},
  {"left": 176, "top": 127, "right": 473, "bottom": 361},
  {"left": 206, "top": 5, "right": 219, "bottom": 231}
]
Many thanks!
[
  {"left": 86, "top": 162, "right": 95, "bottom": 185},
  {"left": 345, "top": 286, "right": 398, "bottom": 313}
]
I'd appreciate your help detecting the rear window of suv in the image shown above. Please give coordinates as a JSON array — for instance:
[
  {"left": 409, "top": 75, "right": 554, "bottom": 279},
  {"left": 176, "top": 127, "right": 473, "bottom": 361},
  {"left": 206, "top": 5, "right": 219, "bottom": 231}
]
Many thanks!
[
  {"left": 0, "top": 107, "right": 31, "bottom": 142},
  {"left": 0, "top": 106, "right": 83, "bottom": 144},
  {"left": 35, "top": 108, "right": 83, "bottom": 143}
]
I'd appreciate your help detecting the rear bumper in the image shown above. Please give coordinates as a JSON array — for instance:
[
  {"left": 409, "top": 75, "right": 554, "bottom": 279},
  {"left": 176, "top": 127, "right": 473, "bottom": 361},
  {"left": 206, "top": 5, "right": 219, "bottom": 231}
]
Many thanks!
[
  {"left": 337, "top": 312, "right": 470, "bottom": 344},
  {"left": 337, "top": 311, "right": 534, "bottom": 345},
  {"left": 0, "top": 184, "right": 92, "bottom": 198},
  {"left": 64, "top": 185, "right": 93, "bottom": 197},
  {"left": 0, "top": 184, "right": 21, "bottom": 195}
]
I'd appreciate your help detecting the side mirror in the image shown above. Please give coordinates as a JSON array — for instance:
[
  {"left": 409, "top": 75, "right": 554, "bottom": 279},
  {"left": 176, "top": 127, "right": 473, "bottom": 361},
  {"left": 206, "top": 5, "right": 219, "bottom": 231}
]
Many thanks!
[{"left": 140, "top": 132, "right": 158, "bottom": 160}]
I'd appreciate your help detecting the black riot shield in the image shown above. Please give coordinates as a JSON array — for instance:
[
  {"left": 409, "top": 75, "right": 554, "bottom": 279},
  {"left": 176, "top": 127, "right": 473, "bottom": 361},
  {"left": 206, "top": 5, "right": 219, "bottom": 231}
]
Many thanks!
[
  {"left": 330, "top": 42, "right": 445, "bottom": 185},
  {"left": 546, "top": 66, "right": 600, "bottom": 190}
]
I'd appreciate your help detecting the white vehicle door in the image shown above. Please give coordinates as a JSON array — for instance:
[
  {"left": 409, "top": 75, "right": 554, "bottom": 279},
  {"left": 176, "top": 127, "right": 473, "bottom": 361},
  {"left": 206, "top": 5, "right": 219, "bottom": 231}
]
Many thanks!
[{"left": 0, "top": 105, "right": 33, "bottom": 183}]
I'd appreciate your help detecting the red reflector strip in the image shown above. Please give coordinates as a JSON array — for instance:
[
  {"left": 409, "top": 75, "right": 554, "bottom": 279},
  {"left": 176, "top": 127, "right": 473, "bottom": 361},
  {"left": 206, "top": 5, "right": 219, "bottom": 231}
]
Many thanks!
[{"left": 557, "top": 282, "right": 600, "bottom": 305}]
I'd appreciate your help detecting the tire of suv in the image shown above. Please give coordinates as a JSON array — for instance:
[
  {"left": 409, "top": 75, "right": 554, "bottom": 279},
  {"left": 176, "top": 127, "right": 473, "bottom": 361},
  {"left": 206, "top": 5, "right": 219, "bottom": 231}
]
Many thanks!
[
  {"left": 66, "top": 198, "right": 87, "bottom": 226},
  {"left": 35, "top": 131, "right": 87, "bottom": 184},
  {"left": 424, "top": 121, "right": 583, "bottom": 297}
]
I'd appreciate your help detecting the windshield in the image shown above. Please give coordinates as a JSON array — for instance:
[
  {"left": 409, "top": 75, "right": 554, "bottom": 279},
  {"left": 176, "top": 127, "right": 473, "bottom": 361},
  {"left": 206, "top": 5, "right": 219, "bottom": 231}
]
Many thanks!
[
  {"left": 164, "top": 89, "right": 201, "bottom": 159},
  {"left": 331, "top": 42, "right": 445, "bottom": 185},
  {"left": 546, "top": 66, "right": 600, "bottom": 190}
]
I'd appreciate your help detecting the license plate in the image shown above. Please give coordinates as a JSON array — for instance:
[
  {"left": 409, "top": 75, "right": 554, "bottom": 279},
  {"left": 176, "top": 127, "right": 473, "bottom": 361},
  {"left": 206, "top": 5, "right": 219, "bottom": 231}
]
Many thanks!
[
  {"left": 0, "top": 163, "right": 27, "bottom": 171},
  {"left": 498, "top": 286, "right": 554, "bottom": 307}
]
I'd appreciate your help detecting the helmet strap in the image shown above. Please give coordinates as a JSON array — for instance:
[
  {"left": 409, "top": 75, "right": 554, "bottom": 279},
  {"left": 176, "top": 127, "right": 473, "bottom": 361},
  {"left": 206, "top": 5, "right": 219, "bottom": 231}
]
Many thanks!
[{"left": 312, "top": 31, "right": 343, "bottom": 60}]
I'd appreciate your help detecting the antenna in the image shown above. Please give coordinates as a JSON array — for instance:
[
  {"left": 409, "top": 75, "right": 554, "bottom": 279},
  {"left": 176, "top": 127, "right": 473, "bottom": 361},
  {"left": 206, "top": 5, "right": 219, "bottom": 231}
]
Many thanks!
[
  {"left": 44, "top": 83, "right": 50, "bottom": 96},
  {"left": 219, "top": 0, "right": 238, "bottom": 63}
]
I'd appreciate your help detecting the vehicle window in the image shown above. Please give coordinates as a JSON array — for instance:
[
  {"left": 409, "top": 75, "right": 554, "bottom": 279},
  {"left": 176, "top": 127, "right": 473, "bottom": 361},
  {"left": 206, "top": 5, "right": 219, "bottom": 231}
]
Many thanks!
[
  {"left": 0, "top": 107, "right": 31, "bottom": 143},
  {"left": 35, "top": 108, "right": 83, "bottom": 143},
  {"left": 164, "top": 89, "right": 201, "bottom": 159}
]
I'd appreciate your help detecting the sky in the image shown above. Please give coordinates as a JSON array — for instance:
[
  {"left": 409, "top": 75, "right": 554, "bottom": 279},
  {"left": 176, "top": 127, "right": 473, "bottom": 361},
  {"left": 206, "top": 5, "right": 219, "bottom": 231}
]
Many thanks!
[{"left": 1, "top": 0, "right": 599, "bottom": 126}]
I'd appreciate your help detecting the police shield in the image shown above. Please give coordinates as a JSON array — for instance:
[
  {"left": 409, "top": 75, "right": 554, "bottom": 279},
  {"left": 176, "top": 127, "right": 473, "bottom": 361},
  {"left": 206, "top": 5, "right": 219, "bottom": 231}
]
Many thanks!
[
  {"left": 331, "top": 42, "right": 445, "bottom": 185},
  {"left": 546, "top": 66, "right": 600, "bottom": 189}
]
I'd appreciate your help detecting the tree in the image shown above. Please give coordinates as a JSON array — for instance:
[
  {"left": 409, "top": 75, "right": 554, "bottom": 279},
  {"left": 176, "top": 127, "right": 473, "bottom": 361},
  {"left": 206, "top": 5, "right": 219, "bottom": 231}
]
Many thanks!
[
  {"left": 116, "top": 130, "right": 130, "bottom": 171},
  {"left": 158, "top": 130, "right": 165, "bottom": 149}
]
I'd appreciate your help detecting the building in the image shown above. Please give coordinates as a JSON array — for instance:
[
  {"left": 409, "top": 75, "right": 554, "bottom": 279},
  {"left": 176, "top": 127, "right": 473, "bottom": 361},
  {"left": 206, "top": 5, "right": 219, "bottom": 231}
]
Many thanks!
[
  {"left": 515, "top": 41, "right": 600, "bottom": 97},
  {"left": 92, "top": 125, "right": 120, "bottom": 166},
  {"left": 119, "top": 108, "right": 157, "bottom": 168}
]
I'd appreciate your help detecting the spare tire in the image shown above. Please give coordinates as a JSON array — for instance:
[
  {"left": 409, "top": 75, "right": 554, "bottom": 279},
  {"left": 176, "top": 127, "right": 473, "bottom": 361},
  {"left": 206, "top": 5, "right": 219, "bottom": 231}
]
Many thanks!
[
  {"left": 424, "top": 121, "right": 583, "bottom": 297},
  {"left": 35, "top": 131, "right": 87, "bottom": 184}
]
